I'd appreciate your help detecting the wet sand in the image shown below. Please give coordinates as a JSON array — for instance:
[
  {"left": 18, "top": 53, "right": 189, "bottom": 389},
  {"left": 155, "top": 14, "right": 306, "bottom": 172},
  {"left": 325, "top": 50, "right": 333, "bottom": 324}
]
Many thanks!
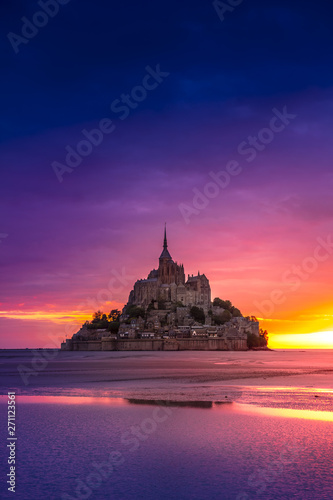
[
  {"left": 1, "top": 350, "right": 333, "bottom": 499},
  {"left": 1, "top": 349, "right": 332, "bottom": 406}
]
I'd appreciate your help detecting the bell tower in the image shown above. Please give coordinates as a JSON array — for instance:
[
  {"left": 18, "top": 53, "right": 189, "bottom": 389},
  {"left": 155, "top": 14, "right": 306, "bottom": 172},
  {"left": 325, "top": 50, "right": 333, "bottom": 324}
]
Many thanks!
[
  {"left": 158, "top": 224, "right": 172, "bottom": 284},
  {"left": 158, "top": 225, "right": 185, "bottom": 285}
]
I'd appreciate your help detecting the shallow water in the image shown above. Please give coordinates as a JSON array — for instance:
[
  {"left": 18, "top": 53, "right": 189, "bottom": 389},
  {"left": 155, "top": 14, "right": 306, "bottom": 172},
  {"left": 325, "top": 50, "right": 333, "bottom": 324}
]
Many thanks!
[
  {"left": 1, "top": 350, "right": 332, "bottom": 499},
  {"left": 1, "top": 395, "right": 333, "bottom": 500}
]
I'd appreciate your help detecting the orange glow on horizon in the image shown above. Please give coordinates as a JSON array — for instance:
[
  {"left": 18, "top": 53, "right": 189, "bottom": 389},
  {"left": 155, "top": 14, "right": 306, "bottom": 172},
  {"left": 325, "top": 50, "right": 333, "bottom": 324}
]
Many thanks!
[
  {"left": 269, "top": 331, "right": 333, "bottom": 349},
  {"left": 2, "top": 303, "right": 333, "bottom": 349},
  {"left": 256, "top": 309, "right": 333, "bottom": 349},
  {"left": 0, "top": 309, "right": 91, "bottom": 324},
  {"left": 236, "top": 403, "right": 333, "bottom": 422},
  {"left": 0, "top": 301, "right": 124, "bottom": 325}
]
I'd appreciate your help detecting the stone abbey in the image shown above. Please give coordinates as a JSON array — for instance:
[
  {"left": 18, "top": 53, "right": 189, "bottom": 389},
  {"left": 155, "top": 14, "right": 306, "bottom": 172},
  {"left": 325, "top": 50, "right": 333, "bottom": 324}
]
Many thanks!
[
  {"left": 62, "top": 227, "right": 262, "bottom": 351},
  {"left": 127, "top": 226, "right": 211, "bottom": 310}
]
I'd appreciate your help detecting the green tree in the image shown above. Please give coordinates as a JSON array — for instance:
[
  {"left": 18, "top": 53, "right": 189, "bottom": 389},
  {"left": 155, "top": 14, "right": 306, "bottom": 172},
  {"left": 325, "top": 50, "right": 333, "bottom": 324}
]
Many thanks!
[
  {"left": 259, "top": 328, "right": 268, "bottom": 346},
  {"left": 231, "top": 307, "right": 242, "bottom": 318},
  {"left": 92, "top": 310, "right": 103, "bottom": 323},
  {"left": 247, "top": 333, "right": 260, "bottom": 349},
  {"left": 213, "top": 298, "right": 232, "bottom": 309},
  {"left": 213, "top": 298, "right": 242, "bottom": 317},
  {"left": 126, "top": 305, "right": 145, "bottom": 319},
  {"left": 213, "top": 310, "right": 232, "bottom": 325},
  {"left": 108, "top": 321, "right": 120, "bottom": 334},
  {"left": 88, "top": 310, "right": 109, "bottom": 329},
  {"left": 108, "top": 309, "right": 121, "bottom": 322},
  {"left": 190, "top": 306, "right": 205, "bottom": 324},
  {"left": 247, "top": 329, "right": 268, "bottom": 348}
]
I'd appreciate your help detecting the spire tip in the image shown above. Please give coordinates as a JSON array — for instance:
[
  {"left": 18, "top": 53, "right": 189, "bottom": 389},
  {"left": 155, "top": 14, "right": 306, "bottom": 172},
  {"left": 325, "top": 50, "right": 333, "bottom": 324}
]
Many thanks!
[{"left": 163, "top": 224, "right": 167, "bottom": 248}]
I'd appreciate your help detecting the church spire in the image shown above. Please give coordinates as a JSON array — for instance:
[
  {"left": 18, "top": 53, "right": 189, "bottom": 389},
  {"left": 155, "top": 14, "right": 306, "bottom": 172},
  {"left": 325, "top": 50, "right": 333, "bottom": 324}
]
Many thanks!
[
  {"left": 163, "top": 223, "right": 167, "bottom": 249},
  {"left": 159, "top": 224, "right": 172, "bottom": 261}
]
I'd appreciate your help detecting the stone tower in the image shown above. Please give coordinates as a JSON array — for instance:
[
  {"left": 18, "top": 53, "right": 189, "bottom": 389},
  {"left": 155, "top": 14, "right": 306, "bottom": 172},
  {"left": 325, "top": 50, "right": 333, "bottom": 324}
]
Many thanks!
[
  {"left": 125, "top": 226, "right": 210, "bottom": 308},
  {"left": 158, "top": 225, "right": 185, "bottom": 285}
]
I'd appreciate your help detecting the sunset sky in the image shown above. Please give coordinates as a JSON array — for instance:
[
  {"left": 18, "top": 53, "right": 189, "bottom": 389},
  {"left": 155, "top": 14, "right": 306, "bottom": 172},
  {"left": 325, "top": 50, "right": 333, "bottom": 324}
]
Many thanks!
[{"left": 1, "top": 1, "right": 333, "bottom": 348}]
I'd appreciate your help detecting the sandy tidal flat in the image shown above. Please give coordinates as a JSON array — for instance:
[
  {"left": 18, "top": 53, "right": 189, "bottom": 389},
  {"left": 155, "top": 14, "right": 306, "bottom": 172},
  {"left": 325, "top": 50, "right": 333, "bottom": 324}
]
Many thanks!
[
  {"left": 1, "top": 349, "right": 332, "bottom": 407},
  {"left": 1, "top": 349, "right": 333, "bottom": 500}
]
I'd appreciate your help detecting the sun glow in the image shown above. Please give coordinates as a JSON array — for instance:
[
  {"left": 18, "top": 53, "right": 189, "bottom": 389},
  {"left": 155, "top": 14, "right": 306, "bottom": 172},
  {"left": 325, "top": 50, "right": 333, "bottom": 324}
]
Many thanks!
[
  {"left": 269, "top": 331, "right": 333, "bottom": 349},
  {"left": 236, "top": 403, "right": 333, "bottom": 422},
  {"left": 0, "top": 309, "right": 90, "bottom": 324}
]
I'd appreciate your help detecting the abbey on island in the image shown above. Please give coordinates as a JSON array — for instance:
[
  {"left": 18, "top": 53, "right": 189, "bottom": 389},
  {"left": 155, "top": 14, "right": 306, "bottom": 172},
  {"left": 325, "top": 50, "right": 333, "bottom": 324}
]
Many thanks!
[{"left": 62, "top": 227, "right": 261, "bottom": 351}]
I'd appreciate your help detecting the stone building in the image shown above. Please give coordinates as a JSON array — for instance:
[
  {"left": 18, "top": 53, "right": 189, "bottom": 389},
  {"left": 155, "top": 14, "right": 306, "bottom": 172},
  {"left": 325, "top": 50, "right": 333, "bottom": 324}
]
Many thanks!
[
  {"left": 61, "top": 227, "right": 261, "bottom": 352},
  {"left": 126, "top": 227, "right": 211, "bottom": 309}
]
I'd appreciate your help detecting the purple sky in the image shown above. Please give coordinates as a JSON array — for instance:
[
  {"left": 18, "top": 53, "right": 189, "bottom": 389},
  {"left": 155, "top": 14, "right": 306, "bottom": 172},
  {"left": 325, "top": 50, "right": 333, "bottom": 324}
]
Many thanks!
[{"left": 1, "top": 1, "right": 333, "bottom": 347}]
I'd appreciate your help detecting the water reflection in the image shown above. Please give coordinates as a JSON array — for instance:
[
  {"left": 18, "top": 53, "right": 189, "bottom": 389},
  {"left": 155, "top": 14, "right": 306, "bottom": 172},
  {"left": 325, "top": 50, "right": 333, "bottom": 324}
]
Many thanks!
[
  {"left": 0, "top": 395, "right": 128, "bottom": 406},
  {"left": 0, "top": 395, "right": 226, "bottom": 409},
  {"left": 1, "top": 393, "right": 333, "bottom": 422},
  {"left": 126, "top": 398, "right": 216, "bottom": 408},
  {"left": 234, "top": 402, "right": 333, "bottom": 422}
]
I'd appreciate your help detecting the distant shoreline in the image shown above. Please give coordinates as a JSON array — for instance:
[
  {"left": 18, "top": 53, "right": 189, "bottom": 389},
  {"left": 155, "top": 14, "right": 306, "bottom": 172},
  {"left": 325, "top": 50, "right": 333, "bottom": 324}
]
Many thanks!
[{"left": 1, "top": 347, "right": 333, "bottom": 351}]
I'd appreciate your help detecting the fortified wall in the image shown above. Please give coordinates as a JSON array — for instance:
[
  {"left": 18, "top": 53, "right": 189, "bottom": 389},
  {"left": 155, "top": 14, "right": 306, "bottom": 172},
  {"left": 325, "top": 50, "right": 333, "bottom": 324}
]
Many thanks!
[{"left": 61, "top": 335, "right": 247, "bottom": 351}]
